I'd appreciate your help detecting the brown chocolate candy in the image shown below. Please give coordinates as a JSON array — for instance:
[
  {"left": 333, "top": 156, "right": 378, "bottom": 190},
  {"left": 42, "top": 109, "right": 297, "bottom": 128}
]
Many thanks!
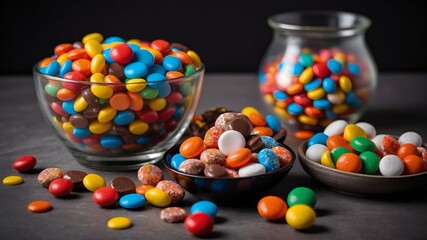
[
  {"left": 246, "top": 134, "right": 263, "bottom": 152},
  {"left": 64, "top": 170, "right": 87, "bottom": 190},
  {"left": 82, "top": 103, "right": 101, "bottom": 119},
  {"left": 108, "top": 63, "right": 125, "bottom": 80},
  {"left": 81, "top": 88, "right": 98, "bottom": 104},
  {"left": 203, "top": 163, "right": 227, "bottom": 178},
  {"left": 110, "top": 176, "right": 136, "bottom": 195},
  {"left": 215, "top": 112, "right": 253, "bottom": 137},
  {"left": 69, "top": 114, "right": 89, "bottom": 128}
]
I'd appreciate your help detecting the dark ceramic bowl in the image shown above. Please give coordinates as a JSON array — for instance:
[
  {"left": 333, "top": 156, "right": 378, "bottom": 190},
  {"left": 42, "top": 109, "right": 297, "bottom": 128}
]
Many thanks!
[
  {"left": 162, "top": 143, "right": 296, "bottom": 203},
  {"left": 298, "top": 140, "right": 427, "bottom": 197}
]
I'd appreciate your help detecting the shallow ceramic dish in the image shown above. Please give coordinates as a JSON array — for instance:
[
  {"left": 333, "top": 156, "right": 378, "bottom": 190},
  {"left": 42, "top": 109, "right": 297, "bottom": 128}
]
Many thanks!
[
  {"left": 298, "top": 140, "right": 427, "bottom": 197},
  {"left": 162, "top": 143, "right": 296, "bottom": 203}
]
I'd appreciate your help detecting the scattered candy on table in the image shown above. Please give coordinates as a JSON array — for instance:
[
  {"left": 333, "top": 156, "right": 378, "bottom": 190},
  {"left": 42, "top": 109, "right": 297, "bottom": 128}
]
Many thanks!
[
  {"left": 48, "top": 178, "right": 74, "bottom": 197},
  {"left": 184, "top": 212, "right": 215, "bottom": 236},
  {"left": 13, "top": 155, "right": 37, "bottom": 172},
  {"left": 107, "top": 216, "right": 133, "bottom": 230},
  {"left": 27, "top": 200, "right": 52, "bottom": 213},
  {"left": 160, "top": 207, "right": 187, "bottom": 223},
  {"left": 2, "top": 175, "right": 24, "bottom": 185},
  {"left": 305, "top": 120, "right": 427, "bottom": 176}
]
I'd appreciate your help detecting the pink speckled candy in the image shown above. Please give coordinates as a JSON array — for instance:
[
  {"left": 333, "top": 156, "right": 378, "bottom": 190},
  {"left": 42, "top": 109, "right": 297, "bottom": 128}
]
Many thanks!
[
  {"left": 200, "top": 148, "right": 226, "bottom": 165},
  {"left": 203, "top": 126, "right": 223, "bottom": 148},
  {"left": 160, "top": 207, "right": 187, "bottom": 223},
  {"left": 156, "top": 180, "right": 185, "bottom": 203},
  {"left": 225, "top": 168, "right": 239, "bottom": 177},
  {"left": 272, "top": 146, "right": 293, "bottom": 167},
  {"left": 37, "top": 168, "right": 64, "bottom": 187},
  {"left": 179, "top": 159, "right": 205, "bottom": 175},
  {"left": 137, "top": 164, "right": 164, "bottom": 186}
]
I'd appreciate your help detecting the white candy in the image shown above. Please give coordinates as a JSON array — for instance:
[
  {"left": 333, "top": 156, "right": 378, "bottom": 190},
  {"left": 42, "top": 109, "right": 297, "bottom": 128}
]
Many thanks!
[
  {"left": 323, "top": 120, "right": 348, "bottom": 137},
  {"left": 305, "top": 144, "right": 329, "bottom": 163},
  {"left": 371, "top": 134, "right": 386, "bottom": 149},
  {"left": 398, "top": 131, "right": 423, "bottom": 147},
  {"left": 356, "top": 122, "right": 377, "bottom": 139},
  {"left": 218, "top": 130, "right": 246, "bottom": 155},
  {"left": 238, "top": 163, "right": 266, "bottom": 177},
  {"left": 379, "top": 155, "right": 404, "bottom": 176}
]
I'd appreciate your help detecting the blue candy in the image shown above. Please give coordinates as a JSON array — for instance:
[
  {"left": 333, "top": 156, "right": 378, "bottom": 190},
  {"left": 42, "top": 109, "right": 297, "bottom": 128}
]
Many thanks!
[
  {"left": 124, "top": 62, "right": 148, "bottom": 78},
  {"left": 348, "top": 63, "right": 361, "bottom": 76},
  {"left": 258, "top": 148, "right": 280, "bottom": 172},
  {"left": 173, "top": 106, "right": 184, "bottom": 119},
  {"left": 327, "top": 59, "right": 342, "bottom": 73},
  {"left": 325, "top": 110, "right": 337, "bottom": 119},
  {"left": 103, "top": 36, "right": 126, "bottom": 43},
  {"left": 136, "top": 136, "right": 151, "bottom": 145},
  {"left": 147, "top": 73, "right": 167, "bottom": 89},
  {"left": 261, "top": 136, "right": 279, "bottom": 148},
  {"left": 171, "top": 153, "right": 186, "bottom": 170},
  {"left": 128, "top": 43, "right": 142, "bottom": 52},
  {"left": 45, "top": 61, "right": 60, "bottom": 76},
  {"left": 119, "top": 193, "right": 146, "bottom": 209},
  {"left": 313, "top": 99, "right": 331, "bottom": 110},
  {"left": 308, "top": 132, "right": 329, "bottom": 147},
  {"left": 273, "top": 90, "right": 288, "bottom": 101},
  {"left": 291, "top": 63, "right": 304, "bottom": 76},
  {"left": 258, "top": 73, "right": 266, "bottom": 83},
  {"left": 158, "top": 82, "right": 171, "bottom": 97},
  {"left": 59, "top": 60, "right": 73, "bottom": 78},
  {"left": 102, "top": 49, "right": 115, "bottom": 64},
  {"left": 73, "top": 127, "right": 91, "bottom": 139},
  {"left": 162, "top": 55, "right": 182, "bottom": 71},
  {"left": 62, "top": 100, "right": 77, "bottom": 115},
  {"left": 287, "top": 103, "right": 304, "bottom": 115},
  {"left": 146, "top": 64, "right": 166, "bottom": 76},
  {"left": 322, "top": 77, "right": 336, "bottom": 93},
  {"left": 346, "top": 91, "right": 362, "bottom": 108},
  {"left": 191, "top": 201, "right": 218, "bottom": 218},
  {"left": 134, "top": 49, "right": 155, "bottom": 67},
  {"left": 265, "top": 114, "right": 281, "bottom": 133},
  {"left": 100, "top": 135, "right": 123, "bottom": 148},
  {"left": 114, "top": 110, "right": 135, "bottom": 125},
  {"left": 304, "top": 78, "right": 322, "bottom": 91}
]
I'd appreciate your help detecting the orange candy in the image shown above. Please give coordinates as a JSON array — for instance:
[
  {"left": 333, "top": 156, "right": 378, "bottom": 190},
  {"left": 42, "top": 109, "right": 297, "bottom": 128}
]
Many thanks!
[
  {"left": 252, "top": 126, "right": 273, "bottom": 137},
  {"left": 397, "top": 144, "right": 420, "bottom": 160},
  {"left": 326, "top": 135, "right": 354, "bottom": 152},
  {"left": 127, "top": 92, "right": 144, "bottom": 111},
  {"left": 166, "top": 71, "right": 184, "bottom": 80},
  {"left": 67, "top": 48, "right": 90, "bottom": 61},
  {"left": 136, "top": 184, "right": 155, "bottom": 195},
  {"left": 295, "top": 130, "right": 314, "bottom": 140},
  {"left": 402, "top": 155, "right": 425, "bottom": 175},
  {"left": 28, "top": 200, "right": 52, "bottom": 213},
  {"left": 179, "top": 136, "right": 206, "bottom": 158},
  {"left": 171, "top": 51, "right": 192, "bottom": 65},
  {"left": 336, "top": 153, "right": 362, "bottom": 173},
  {"left": 226, "top": 148, "right": 252, "bottom": 168},
  {"left": 286, "top": 83, "right": 304, "bottom": 95},
  {"left": 248, "top": 112, "right": 266, "bottom": 126},
  {"left": 257, "top": 196, "right": 288, "bottom": 221},
  {"left": 54, "top": 43, "right": 74, "bottom": 56},
  {"left": 304, "top": 106, "right": 324, "bottom": 119},
  {"left": 109, "top": 92, "right": 131, "bottom": 110},
  {"left": 56, "top": 88, "right": 76, "bottom": 101},
  {"left": 38, "top": 57, "right": 54, "bottom": 68},
  {"left": 72, "top": 59, "right": 92, "bottom": 77}
]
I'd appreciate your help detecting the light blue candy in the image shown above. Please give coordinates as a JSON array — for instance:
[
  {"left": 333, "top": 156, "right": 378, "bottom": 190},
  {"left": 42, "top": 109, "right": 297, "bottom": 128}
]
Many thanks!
[
  {"left": 100, "top": 135, "right": 123, "bottom": 148},
  {"left": 102, "top": 49, "right": 115, "bottom": 64},
  {"left": 325, "top": 110, "right": 337, "bottom": 119},
  {"left": 62, "top": 100, "right": 77, "bottom": 115},
  {"left": 146, "top": 64, "right": 166, "bottom": 76},
  {"left": 346, "top": 92, "right": 362, "bottom": 108},
  {"left": 299, "top": 53, "right": 313, "bottom": 67},
  {"left": 158, "top": 82, "right": 171, "bottom": 97},
  {"left": 128, "top": 43, "right": 142, "bottom": 52},
  {"left": 119, "top": 193, "right": 146, "bottom": 209},
  {"left": 327, "top": 59, "right": 342, "bottom": 73},
  {"left": 322, "top": 77, "right": 336, "bottom": 93},
  {"left": 39, "top": 67, "right": 48, "bottom": 74},
  {"left": 308, "top": 132, "right": 328, "bottom": 147},
  {"left": 273, "top": 90, "right": 288, "bottom": 101},
  {"left": 261, "top": 136, "right": 279, "bottom": 148},
  {"left": 114, "top": 110, "right": 135, "bottom": 125},
  {"left": 287, "top": 103, "right": 304, "bottom": 115},
  {"left": 73, "top": 127, "right": 91, "bottom": 138},
  {"left": 278, "top": 62, "right": 285, "bottom": 71},
  {"left": 135, "top": 49, "right": 155, "bottom": 67},
  {"left": 162, "top": 55, "right": 182, "bottom": 71},
  {"left": 124, "top": 62, "right": 148, "bottom": 78},
  {"left": 265, "top": 114, "right": 281, "bottom": 133},
  {"left": 171, "top": 153, "right": 186, "bottom": 170},
  {"left": 59, "top": 60, "right": 73, "bottom": 78},
  {"left": 103, "top": 36, "right": 126, "bottom": 43},
  {"left": 45, "top": 61, "right": 60, "bottom": 76},
  {"left": 136, "top": 136, "right": 151, "bottom": 145},
  {"left": 348, "top": 63, "right": 361, "bottom": 76},
  {"left": 313, "top": 99, "right": 331, "bottom": 110},
  {"left": 147, "top": 73, "right": 167, "bottom": 89},
  {"left": 258, "top": 148, "right": 280, "bottom": 172},
  {"left": 258, "top": 73, "right": 266, "bottom": 83},
  {"left": 291, "top": 63, "right": 304, "bottom": 76},
  {"left": 304, "top": 78, "right": 322, "bottom": 91},
  {"left": 191, "top": 201, "right": 218, "bottom": 218}
]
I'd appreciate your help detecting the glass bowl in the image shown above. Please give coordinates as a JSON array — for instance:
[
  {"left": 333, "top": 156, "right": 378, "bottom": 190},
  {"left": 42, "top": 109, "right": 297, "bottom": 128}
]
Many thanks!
[
  {"left": 33, "top": 64, "right": 204, "bottom": 170},
  {"left": 161, "top": 142, "right": 296, "bottom": 204},
  {"left": 258, "top": 11, "right": 378, "bottom": 136}
]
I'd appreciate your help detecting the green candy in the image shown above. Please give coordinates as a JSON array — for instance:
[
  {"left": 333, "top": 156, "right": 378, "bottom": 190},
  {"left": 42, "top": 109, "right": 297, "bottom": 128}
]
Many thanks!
[
  {"left": 140, "top": 87, "right": 159, "bottom": 99},
  {"left": 44, "top": 83, "right": 61, "bottom": 97},
  {"left": 350, "top": 136, "right": 375, "bottom": 153},
  {"left": 331, "top": 147, "right": 351, "bottom": 164},
  {"left": 287, "top": 187, "right": 317, "bottom": 208},
  {"left": 359, "top": 151, "right": 380, "bottom": 175},
  {"left": 184, "top": 65, "right": 196, "bottom": 76},
  {"left": 179, "top": 82, "right": 193, "bottom": 96}
]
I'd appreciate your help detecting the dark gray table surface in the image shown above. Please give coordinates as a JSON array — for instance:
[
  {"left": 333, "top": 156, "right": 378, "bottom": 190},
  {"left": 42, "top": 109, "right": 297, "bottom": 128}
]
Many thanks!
[{"left": 1, "top": 73, "right": 427, "bottom": 240}]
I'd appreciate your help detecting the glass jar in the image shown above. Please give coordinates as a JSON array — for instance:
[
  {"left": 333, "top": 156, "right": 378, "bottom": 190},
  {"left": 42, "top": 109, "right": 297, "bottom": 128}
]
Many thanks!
[{"left": 258, "top": 11, "right": 378, "bottom": 136}]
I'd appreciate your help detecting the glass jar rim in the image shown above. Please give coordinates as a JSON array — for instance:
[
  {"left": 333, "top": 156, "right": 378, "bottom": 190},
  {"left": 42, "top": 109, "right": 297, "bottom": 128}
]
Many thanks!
[
  {"left": 33, "top": 63, "right": 205, "bottom": 86},
  {"left": 268, "top": 10, "right": 371, "bottom": 33}
]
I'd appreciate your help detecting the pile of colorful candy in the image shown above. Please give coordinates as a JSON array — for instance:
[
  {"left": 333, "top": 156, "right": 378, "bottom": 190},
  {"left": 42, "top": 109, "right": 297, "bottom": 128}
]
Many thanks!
[
  {"left": 170, "top": 107, "right": 293, "bottom": 177},
  {"left": 258, "top": 186, "right": 317, "bottom": 230},
  {"left": 259, "top": 47, "right": 373, "bottom": 137},
  {"left": 305, "top": 120, "right": 427, "bottom": 175},
  {"left": 35, "top": 32, "right": 203, "bottom": 154}
]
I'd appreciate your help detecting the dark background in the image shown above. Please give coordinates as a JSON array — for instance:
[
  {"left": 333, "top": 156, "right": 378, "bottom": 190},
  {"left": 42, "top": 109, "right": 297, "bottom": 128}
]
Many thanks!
[{"left": 1, "top": 0, "right": 426, "bottom": 74}]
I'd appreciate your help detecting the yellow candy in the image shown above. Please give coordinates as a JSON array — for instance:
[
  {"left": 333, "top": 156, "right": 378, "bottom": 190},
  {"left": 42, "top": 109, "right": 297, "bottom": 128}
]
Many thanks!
[
  {"left": 90, "top": 73, "right": 104, "bottom": 83},
  {"left": 332, "top": 104, "right": 349, "bottom": 114},
  {"left": 74, "top": 95, "right": 88, "bottom": 112},
  {"left": 91, "top": 54, "right": 106, "bottom": 74},
  {"left": 98, "top": 106, "right": 117, "bottom": 123},
  {"left": 299, "top": 67, "right": 314, "bottom": 84},
  {"left": 3, "top": 176, "right": 24, "bottom": 185},
  {"left": 286, "top": 204, "right": 316, "bottom": 230},
  {"left": 274, "top": 106, "right": 292, "bottom": 120},
  {"left": 126, "top": 78, "right": 147, "bottom": 92},
  {"left": 298, "top": 114, "right": 318, "bottom": 126},
  {"left": 327, "top": 90, "right": 345, "bottom": 105},
  {"left": 307, "top": 88, "right": 325, "bottom": 100},
  {"left": 62, "top": 121, "right": 74, "bottom": 133},
  {"left": 101, "top": 42, "right": 121, "bottom": 50},
  {"left": 129, "top": 120, "right": 149, "bottom": 135},
  {"left": 141, "top": 46, "right": 163, "bottom": 63},
  {"left": 339, "top": 75, "right": 352, "bottom": 93},
  {"left": 187, "top": 50, "right": 202, "bottom": 68},
  {"left": 83, "top": 173, "right": 106, "bottom": 192},
  {"left": 84, "top": 39, "right": 103, "bottom": 58},
  {"left": 263, "top": 94, "right": 275, "bottom": 104},
  {"left": 320, "top": 150, "right": 335, "bottom": 168},
  {"left": 107, "top": 217, "right": 132, "bottom": 230},
  {"left": 82, "top": 32, "right": 103, "bottom": 44},
  {"left": 91, "top": 85, "right": 113, "bottom": 99},
  {"left": 334, "top": 52, "right": 347, "bottom": 64},
  {"left": 148, "top": 97, "right": 167, "bottom": 111},
  {"left": 52, "top": 116, "right": 62, "bottom": 127},
  {"left": 127, "top": 39, "right": 143, "bottom": 47},
  {"left": 145, "top": 188, "right": 171, "bottom": 207},
  {"left": 343, "top": 124, "right": 367, "bottom": 142},
  {"left": 57, "top": 53, "right": 68, "bottom": 66},
  {"left": 89, "top": 120, "right": 112, "bottom": 134},
  {"left": 241, "top": 106, "right": 259, "bottom": 117}
]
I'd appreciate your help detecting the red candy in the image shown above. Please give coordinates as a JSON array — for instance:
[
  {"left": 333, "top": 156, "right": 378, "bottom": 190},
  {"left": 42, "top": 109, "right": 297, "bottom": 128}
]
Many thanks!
[
  {"left": 184, "top": 213, "right": 214, "bottom": 236},
  {"left": 48, "top": 178, "right": 74, "bottom": 197},
  {"left": 93, "top": 186, "right": 120, "bottom": 207},
  {"left": 312, "top": 63, "right": 330, "bottom": 78},
  {"left": 110, "top": 44, "right": 134, "bottom": 64},
  {"left": 62, "top": 71, "right": 87, "bottom": 93},
  {"left": 13, "top": 155, "right": 37, "bottom": 172}
]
